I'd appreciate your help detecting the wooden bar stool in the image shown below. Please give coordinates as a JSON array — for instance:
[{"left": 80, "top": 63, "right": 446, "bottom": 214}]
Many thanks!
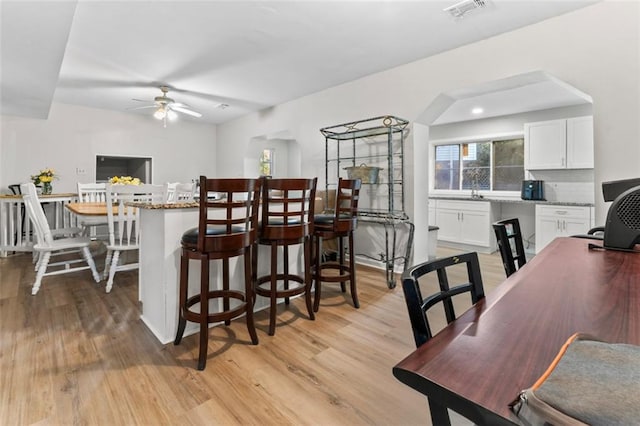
[
  {"left": 253, "top": 177, "right": 317, "bottom": 336},
  {"left": 174, "top": 176, "right": 261, "bottom": 370},
  {"left": 312, "top": 178, "right": 361, "bottom": 312}
]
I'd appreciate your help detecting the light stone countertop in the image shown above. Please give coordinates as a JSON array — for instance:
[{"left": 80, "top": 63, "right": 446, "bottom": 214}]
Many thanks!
[{"left": 429, "top": 195, "right": 594, "bottom": 207}]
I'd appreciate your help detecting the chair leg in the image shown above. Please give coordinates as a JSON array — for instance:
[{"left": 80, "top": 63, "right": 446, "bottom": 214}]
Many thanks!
[
  {"left": 174, "top": 252, "right": 189, "bottom": 345},
  {"left": 243, "top": 249, "right": 258, "bottom": 345},
  {"left": 103, "top": 249, "right": 113, "bottom": 280},
  {"left": 268, "top": 243, "right": 278, "bottom": 336},
  {"left": 31, "top": 251, "right": 50, "bottom": 295},
  {"left": 81, "top": 246, "right": 101, "bottom": 283},
  {"left": 198, "top": 252, "right": 210, "bottom": 371},
  {"left": 339, "top": 236, "right": 346, "bottom": 293},
  {"left": 105, "top": 251, "right": 120, "bottom": 293},
  {"left": 313, "top": 234, "right": 322, "bottom": 313},
  {"left": 283, "top": 245, "right": 290, "bottom": 305},
  {"left": 348, "top": 232, "right": 359, "bottom": 309},
  {"left": 223, "top": 258, "right": 231, "bottom": 326},
  {"left": 304, "top": 236, "right": 315, "bottom": 320}
]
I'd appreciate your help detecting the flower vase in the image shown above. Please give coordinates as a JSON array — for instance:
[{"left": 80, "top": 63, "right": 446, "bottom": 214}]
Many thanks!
[{"left": 42, "top": 182, "right": 52, "bottom": 195}]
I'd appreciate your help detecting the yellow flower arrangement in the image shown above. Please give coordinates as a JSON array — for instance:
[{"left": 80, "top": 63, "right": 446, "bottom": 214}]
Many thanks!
[
  {"left": 31, "top": 167, "right": 56, "bottom": 185},
  {"left": 109, "top": 176, "right": 142, "bottom": 185}
]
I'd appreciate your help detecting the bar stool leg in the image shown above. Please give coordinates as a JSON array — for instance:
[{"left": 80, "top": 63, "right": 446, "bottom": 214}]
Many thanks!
[
  {"left": 243, "top": 249, "right": 259, "bottom": 344},
  {"left": 304, "top": 236, "right": 315, "bottom": 320},
  {"left": 348, "top": 232, "right": 359, "bottom": 309},
  {"left": 223, "top": 258, "right": 231, "bottom": 326},
  {"left": 313, "top": 234, "right": 322, "bottom": 313},
  {"left": 283, "top": 245, "right": 290, "bottom": 305},
  {"left": 198, "top": 252, "right": 210, "bottom": 371},
  {"left": 339, "top": 236, "right": 346, "bottom": 292},
  {"left": 268, "top": 242, "right": 278, "bottom": 336},
  {"left": 174, "top": 251, "right": 189, "bottom": 344}
]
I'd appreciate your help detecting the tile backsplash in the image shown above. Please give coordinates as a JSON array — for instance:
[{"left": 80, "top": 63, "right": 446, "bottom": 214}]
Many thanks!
[{"left": 529, "top": 169, "right": 595, "bottom": 204}]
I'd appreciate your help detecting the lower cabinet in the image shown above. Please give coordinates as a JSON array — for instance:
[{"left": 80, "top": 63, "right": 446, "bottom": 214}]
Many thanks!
[
  {"left": 434, "top": 200, "right": 496, "bottom": 249},
  {"left": 535, "top": 205, "right": 593, "bottom": 253}
]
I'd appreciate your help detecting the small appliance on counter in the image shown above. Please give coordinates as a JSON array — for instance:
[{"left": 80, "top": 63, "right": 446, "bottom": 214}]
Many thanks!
[{"left": 521, "top": 180, "right": 545, "bottom": 201}]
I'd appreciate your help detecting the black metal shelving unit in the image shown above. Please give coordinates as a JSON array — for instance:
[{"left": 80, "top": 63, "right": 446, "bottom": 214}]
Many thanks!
[{"left": 320, "top": 115, "right": 415, "bottom": 289}]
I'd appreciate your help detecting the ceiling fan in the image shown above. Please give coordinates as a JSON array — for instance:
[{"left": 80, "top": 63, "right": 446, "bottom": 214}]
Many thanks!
[{"left": 129, "top": 86, "right": 202, "bottom": 127}]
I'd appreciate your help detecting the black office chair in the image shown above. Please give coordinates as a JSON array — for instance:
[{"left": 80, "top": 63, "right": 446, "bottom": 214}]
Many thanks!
[
  {"left": 400, "top": 252, "right": 485, "bottom": 426},
  {"left": 492, "top": 218, "right": 527, "bottom": 277}
]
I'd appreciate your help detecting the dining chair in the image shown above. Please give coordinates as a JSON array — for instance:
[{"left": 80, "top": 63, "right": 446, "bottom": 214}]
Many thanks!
[
  {"left": 492, "top": 218, "right": 527, "bottom": 277},
  {"left": 312, "top": 178, "right": 361, "bottom": 312},
  {"left": 77, "top": 182, "right": 107, "bottom": 202},
  {"left": 165, "top": 182, "right": 196, "bottom": 203},
  {"left": 20, "top": 183, "right": 101, "bottom": 295},
  {"left": 103, "top": 183, "right": 165, "bottom": 293},
  {"left": 253, "top": 177, "right": 317, "bottom": 336},
  {"left": 76, "top": 182, "right": 108, "bottom": 239},
  {"left": 400, "top": 252, "right": 485, "bottom": 426},
  {"left": 174, "top": 176, "right": 262, "bottom": 370}
]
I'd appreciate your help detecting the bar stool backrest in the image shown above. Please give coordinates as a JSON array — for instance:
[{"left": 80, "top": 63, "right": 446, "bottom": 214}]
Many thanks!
[
  {"left": 331, "top": 178, "right": 361, "bottom": 233},
  {"left": 260, "top": 177, "right": 317, "bottom": 242},
  {"left": 197, "top": 177, "right": 262, "bottom": 254}
]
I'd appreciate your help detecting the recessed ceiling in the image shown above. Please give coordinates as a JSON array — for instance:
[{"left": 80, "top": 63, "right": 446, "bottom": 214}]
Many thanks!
[
  {"left": 429, "top": 70, "right": 593, "bottom": 125},
  {"left": 0, "top": 1, "right": 598, "bottom": 124}
]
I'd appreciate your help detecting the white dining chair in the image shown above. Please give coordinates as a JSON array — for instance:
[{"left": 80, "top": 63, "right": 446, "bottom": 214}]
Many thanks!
[
  {"left": 165, "top": 182, "right": 196, "bottom": 203},
  {"left": 77, "top": 182, "right": 108, "bottom": 239},
  {"left": 20, "top": 183, "right": 101, "bottom": 295},
  {"left": 77, "top": 182, "right": 107, "bottom": 202},
  {"left": 103, "top": 183, "right": 165, "bottom": 293}
]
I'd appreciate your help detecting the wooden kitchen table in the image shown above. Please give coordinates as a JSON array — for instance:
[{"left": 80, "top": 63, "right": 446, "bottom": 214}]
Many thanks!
[{"left": 393, "top": 237, "right": 640, "bottom": 425}]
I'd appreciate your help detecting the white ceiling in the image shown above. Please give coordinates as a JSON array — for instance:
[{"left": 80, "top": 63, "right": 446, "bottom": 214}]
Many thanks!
[{"left": 1, "top": 0, "right": 597, "bottom": 125}]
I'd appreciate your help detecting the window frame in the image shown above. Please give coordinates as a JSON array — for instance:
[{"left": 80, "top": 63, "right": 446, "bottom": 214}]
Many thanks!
[{"left": 430, "top": 131, "right": 524, "bottom": 198}]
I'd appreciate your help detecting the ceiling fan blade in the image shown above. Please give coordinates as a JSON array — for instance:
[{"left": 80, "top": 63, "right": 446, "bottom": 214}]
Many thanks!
[
  {"left": 127, "top": 105, "right": 157, "bottom": 111},
  {"left": 171, "top": 105, "right": 202, "bottom": 118}
]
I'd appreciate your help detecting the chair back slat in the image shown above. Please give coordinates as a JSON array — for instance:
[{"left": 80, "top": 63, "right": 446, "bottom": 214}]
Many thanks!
[{"left": 401, "top": 252, "right": 485, "bottom": 348}]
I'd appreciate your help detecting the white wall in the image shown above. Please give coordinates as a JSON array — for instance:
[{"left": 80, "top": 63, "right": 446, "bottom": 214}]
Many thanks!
[
  {"left": 217, "top": 1, "right": 640, "bottom": 262},
  {"left": 1, "top": 102, "right": 217, "bottom": 193}
]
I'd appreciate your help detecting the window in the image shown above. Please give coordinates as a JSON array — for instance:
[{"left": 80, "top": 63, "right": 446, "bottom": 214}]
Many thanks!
[
  {"left": 434, "top": 138, "right": 524, "bottom": 192},
  {"left": 259, "top": 148, "right": 275, "bottom": 177}
]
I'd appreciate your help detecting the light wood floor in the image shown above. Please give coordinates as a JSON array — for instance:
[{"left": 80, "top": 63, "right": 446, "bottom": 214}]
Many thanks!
[{"left": 0, "top": 245, "right": 507, "bottom": 425}]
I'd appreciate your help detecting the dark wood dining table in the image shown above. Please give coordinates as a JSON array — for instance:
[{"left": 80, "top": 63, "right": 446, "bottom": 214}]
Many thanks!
[{"left": 393, "top": 237, "right": 640, "bottom": 425}]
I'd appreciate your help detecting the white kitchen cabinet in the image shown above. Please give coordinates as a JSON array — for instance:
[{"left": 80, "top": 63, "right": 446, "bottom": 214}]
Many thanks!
[
  {"left": 566, "top": 116, "right": 594, "bottom": 168},
  {"left": 434, "top": 200, "right": 496, "bottom": 249},
  {"left": 525, "top": 116, "right": 594, "bottom": 170},
  {"left": 535, "top": 204, "right": 592, "bottom": 253}
]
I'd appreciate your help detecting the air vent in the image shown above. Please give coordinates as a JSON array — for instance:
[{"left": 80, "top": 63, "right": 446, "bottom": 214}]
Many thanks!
[{"left": 444, "top": 0, "right": 487, "bottom": 18}]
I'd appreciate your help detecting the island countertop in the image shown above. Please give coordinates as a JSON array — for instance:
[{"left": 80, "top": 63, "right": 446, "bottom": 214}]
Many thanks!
[{"left": 125, "top": 201, "right": 199, "bottom": 209}]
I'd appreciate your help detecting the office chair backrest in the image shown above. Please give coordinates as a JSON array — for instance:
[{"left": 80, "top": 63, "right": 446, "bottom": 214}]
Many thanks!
[
  {"left": 603, "top": 185, "right": 640, "bottom": 250},
  {"left": 401, "top": 252, "right": 485, "bottom": 348},
  {"left": 493, "top": 218, "right": 527, "bottom": 277}
]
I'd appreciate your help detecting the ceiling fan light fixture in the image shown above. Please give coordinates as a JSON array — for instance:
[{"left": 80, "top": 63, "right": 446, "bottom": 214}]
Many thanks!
[
  {"left": 153, "top": 107, "right": 166, "bottom": 120},
  {"left": 167, "top": 109, "right": 178, "bottom": 121}
]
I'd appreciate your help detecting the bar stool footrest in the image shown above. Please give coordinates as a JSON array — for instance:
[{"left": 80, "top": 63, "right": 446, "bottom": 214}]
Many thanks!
[{"left": 183, "top": 289, "right": 249, "bottom": 324}]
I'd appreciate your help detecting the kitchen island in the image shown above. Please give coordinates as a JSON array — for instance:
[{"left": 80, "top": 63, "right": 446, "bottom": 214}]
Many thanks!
[{"left": 133, "top": 202, "right": 303, "bottom": 344}]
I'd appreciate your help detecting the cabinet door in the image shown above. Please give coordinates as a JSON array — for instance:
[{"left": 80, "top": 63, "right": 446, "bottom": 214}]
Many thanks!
[
  {"left": 535, "top": 216, "right": 561, "bottom": 253},
  {"left": 435, "top": 209, "right": 460, "bottom": 242},
  {"left": 526, "top": 119, "right": 567, "bottom": 169},
  {"left": 566, "top": 116, "right": 594, "bottom": 169},
  {"left": 562, "top": 217, "right": 591, "bottom": 237},
  {"left": 460, "top": 210, "right": 490, "bottom": 246}
]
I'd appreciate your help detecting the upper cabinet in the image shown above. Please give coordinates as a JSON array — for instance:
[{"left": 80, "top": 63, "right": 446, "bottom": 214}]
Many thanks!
[{"left": 525, "top": 116, "right": 594, "bottom": 170}]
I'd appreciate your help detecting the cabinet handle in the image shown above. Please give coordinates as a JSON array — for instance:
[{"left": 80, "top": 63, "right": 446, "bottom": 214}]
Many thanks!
[
  {"left": 461, "top": 212, "right": 464, "bottom": 221},
  {"left": 555, "top": 211, "right": 567, "bottom": 215}
]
